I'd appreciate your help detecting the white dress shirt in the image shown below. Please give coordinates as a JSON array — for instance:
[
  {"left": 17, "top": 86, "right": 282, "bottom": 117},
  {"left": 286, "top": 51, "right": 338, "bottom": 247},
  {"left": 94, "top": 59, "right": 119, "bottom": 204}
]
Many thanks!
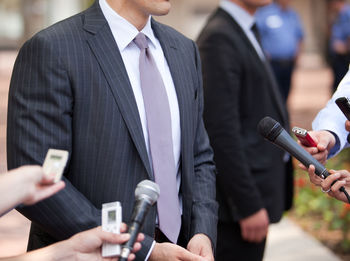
[
  {"left": 220, "top": 0, "right": 266, "bottom": 60},
  {"left": 313, "top": 68, "right": 350, "bottom": 157},
  {"left": 100, "top": 0, "right": 182, "bottom": 258}
]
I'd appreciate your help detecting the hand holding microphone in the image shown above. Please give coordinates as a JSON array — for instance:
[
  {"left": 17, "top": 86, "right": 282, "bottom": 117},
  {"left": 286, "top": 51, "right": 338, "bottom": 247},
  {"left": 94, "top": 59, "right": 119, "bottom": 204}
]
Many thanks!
[
  {"left": 119, "top": 180, "right": 160, "bottom": 261},
  {"left": 257, "top": 116, "right": 350, "bottom": 203}
]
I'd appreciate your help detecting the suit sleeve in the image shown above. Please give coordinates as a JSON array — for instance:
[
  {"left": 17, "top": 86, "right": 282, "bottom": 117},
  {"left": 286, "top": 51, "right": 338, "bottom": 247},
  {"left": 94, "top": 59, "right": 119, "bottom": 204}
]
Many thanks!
[
  {"left": 7, "top": 34, "right": 101, "bottom": 240},
  {"left": 190, "top": 41, "right": 218, "bottom": 247},
  {"left": 199, "top": 32, "right": 264, "bottom": 220}
]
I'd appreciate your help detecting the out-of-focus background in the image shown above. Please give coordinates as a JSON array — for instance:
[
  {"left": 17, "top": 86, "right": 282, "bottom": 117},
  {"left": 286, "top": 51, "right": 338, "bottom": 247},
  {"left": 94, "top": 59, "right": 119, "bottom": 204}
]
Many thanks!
[
  {"left": 0, "top": 0, "right": 339, "bottom": 65},
  {"left": 1, "top": 0, "right": 350, "bottom": 260}
]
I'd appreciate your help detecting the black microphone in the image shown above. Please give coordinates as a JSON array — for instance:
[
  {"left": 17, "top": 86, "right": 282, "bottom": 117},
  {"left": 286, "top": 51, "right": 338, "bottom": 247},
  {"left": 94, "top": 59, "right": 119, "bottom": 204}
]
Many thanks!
[
  {"left": 257, "top": 116, "right": 350, "bottom": 202},
  {"left": 119, "top": 180, "right": 160, "bottom": 261}
]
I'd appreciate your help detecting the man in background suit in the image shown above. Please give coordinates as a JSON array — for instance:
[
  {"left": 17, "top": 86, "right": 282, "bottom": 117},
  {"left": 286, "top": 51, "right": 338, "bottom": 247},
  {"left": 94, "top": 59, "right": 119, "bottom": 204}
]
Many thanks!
[
  {"left": 197, "top": 0, "right": 294, "bottom": 260},
  {"left": 7, "top": 0, "right": 217, "bottom": 260}
]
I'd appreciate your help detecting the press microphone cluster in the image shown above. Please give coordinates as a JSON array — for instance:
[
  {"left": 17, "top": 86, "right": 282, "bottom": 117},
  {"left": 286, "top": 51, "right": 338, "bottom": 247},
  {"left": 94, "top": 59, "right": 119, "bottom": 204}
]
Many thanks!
[
  {"left": 257, "top": 116, "right": 350, "bottom": 203},
  {"left": 119, "top": 180, "right": 160, "bottom": 261}
]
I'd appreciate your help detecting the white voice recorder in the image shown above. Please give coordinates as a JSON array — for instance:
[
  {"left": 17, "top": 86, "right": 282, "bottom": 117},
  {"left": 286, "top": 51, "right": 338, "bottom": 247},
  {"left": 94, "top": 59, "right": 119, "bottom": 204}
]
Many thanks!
[
  {"left": 102, "top": 201, "right": 122, "bottom": 257},
  {"left": 42, "top": 149, "right": 69, "bottom": 183}
]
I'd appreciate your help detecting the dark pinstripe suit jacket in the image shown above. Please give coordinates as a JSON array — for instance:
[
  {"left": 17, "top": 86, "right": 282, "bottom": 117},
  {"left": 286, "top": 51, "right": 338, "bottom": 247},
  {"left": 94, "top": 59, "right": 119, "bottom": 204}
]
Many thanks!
[{"left": 6, "top": 2, "right": 218, "bottom": 259}]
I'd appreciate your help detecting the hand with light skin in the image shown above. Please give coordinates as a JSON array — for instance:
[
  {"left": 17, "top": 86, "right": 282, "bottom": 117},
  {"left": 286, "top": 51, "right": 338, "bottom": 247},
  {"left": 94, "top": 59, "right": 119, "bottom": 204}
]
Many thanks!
[
  {"left": 308, "top": 165, "right": 350, "bottom": 203},
  {"left": 298, "top": 130, "right": 336, "bottom": 167},
  {"left": 186, "top": 234, "right": 214, "bottom": 261},
  {"left": 239, "top": 208, "right": 269, "bottom": 243},
  {"left": 2, "top": 224, "right": 144, "bottom": 261},
  {"left": 0, "top": 165, "right": 65, "bottom": 214},
  {"left": 0, "top": 166, "right": 144, "bottom": 261},
  {"left": 345, "top": 120, "right": 350, "bottom": 132},
  {"left": 149, "top": 241, "right": 206, "bottom": 261}
]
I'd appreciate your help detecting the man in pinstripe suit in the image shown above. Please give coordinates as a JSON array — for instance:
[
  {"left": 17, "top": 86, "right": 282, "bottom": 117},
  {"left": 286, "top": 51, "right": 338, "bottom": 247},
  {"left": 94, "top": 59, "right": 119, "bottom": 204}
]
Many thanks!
[{"left": 6, "top": 0, "right": 218, "bottom": 260}]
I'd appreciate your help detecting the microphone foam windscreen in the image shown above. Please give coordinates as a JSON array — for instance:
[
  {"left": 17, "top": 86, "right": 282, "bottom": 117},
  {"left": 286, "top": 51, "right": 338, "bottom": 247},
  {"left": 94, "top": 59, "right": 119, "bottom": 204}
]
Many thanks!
[
  {"left": 257, "top": 116, "right": 283, "bottom": 142},
  {"left": 135, "top": 180, "right": 160, "bottom": 204}
]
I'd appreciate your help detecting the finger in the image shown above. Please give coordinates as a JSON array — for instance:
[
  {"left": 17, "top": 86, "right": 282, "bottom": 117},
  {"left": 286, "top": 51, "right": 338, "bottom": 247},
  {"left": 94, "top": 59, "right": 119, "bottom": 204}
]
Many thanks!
[
  {"left": 307, "top": 165, "right": 322, "bottom": 186},
  {"left": 120, "top": 223, "right": 127, "bottom": 233},
  {"left": 99, "top": 232, "right": 131, "bottom": 244},
  {"left": 132, "top": 242, "right": 142, "bottom": 252},
  {"left": 127, "top": 253, "right": 136, "bottom": 261},
  {"left": 40, "top": 172, "right": 57, "bottom": 184},
  {"left": 240, "top": 226, "right": 249, "bottom": 241},
  {"left": 317, "top": 134, "right": 331, "bottom": 151},
  {"left": 322, "top": 172, "right": 341, "bottom": 189},
  {"left": 304, "top": 146, "right": 319, "bottom": 154},
  {"left": 345, "top": 120, "right": 350, "bottom": 132},
  {"left": 256, "top": 226, "right": 268, "bottom": 243},
  {"left": 180, "top": 249, "right": 204, "bottom": 261},
  {"left": 136, "top": 233, "right": 145, "bottom": 243},
  {"left": 29, "top": 181, "right": 66, "bottom": 204},
  {"left": 242, "top": 227, "right": 255, "bottom": 242},
  {"left": 330, "top": 180, "right": 346, "bottom": 193},
  {"left": 298, "top": 162, "right": 307, "bottom": 171},
  {"left": 309, "top": 151, "right": 328, "bottom": 164},
  {"left": 187, "top": 242, "right": 201, "bottom": 255}
]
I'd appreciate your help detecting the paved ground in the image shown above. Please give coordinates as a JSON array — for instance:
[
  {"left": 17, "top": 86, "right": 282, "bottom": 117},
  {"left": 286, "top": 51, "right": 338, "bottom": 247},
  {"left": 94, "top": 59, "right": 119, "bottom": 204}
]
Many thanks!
[
  {"left": 0, "top": 51, "right": 341, "bottom": 259},
  {"left": 264, "top": 218, "right": 341, "bottom": 261}
]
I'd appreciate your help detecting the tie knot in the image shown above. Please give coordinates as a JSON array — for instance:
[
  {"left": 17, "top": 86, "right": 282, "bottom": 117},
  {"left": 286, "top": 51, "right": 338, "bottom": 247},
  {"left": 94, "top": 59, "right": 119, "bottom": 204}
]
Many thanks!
[
  {"left": 134, "top": 33, "right": 148, "bottom": 50},
  {"left": 251, "top": 23, "right": 261, "bottom": 45}
]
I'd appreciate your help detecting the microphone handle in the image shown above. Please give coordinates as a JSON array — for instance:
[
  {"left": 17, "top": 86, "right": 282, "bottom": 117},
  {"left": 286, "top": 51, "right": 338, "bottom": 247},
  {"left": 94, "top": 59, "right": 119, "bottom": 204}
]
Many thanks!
[
  {"left": 276, "top": 129, "right": 330, "bottom": 178},
  {"left": 119, "top": 222, "right": 141, "bottom": 261},
  {"left": 120, "top": 199, "right": 151, "bottom": 261}
]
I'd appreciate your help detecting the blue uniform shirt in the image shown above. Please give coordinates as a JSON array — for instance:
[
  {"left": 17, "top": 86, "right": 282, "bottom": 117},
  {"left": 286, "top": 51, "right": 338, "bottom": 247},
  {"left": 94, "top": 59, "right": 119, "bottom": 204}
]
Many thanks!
[
  {"left": 330, "top": 4, "right": 350, "bottom": 52},
  {"left": 256, "top": 3, "right": 304, "bottom": 60}
]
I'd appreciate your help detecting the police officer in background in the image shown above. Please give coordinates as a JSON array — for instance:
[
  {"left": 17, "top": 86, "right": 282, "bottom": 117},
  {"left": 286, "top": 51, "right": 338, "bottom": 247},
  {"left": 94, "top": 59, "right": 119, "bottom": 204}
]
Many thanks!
[
  {"left": 256, "top": 0, "right": 304, "bottom": 102},
  {"left": 327, "top": 0, "right": 350, "bottom": 92}
]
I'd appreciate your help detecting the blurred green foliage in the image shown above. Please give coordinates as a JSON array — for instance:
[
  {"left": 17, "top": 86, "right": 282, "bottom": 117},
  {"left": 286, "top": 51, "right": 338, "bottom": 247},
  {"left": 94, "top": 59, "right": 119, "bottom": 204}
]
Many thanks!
[{"left": 292, "top": 148, "right": 350, "bottom": 252}]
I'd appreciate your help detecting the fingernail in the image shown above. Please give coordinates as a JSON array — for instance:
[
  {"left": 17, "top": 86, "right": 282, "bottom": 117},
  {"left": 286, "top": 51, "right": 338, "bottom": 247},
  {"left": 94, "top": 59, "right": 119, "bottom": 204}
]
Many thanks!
[{"left": 121, "top": 233, "right": 130, "bottom": 240}]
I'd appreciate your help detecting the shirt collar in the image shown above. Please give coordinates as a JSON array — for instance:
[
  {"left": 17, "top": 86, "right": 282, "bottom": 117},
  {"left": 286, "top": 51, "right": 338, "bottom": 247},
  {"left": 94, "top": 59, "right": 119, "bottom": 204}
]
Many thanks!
[
  {"left": 99, "top": 0, "right": 158, "bottom": 51},
  {"left": 220, "top": 0, "right": 255, "bottom": 31}
]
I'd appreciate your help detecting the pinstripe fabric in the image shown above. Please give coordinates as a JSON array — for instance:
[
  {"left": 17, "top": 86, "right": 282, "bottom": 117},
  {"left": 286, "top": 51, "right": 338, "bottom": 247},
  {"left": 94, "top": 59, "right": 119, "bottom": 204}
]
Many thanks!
[{"left": 6, "top": 1, "right": 218, "bottom": 259}]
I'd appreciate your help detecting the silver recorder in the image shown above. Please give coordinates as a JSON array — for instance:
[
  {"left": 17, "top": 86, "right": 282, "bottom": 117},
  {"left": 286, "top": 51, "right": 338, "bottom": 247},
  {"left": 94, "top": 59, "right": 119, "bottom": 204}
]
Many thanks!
[
  {"left": 42, "top": 149, "right": 69, "bottom": 183},
  {"left": 102, "top": 201, "right": 122, "bottom": 257}
]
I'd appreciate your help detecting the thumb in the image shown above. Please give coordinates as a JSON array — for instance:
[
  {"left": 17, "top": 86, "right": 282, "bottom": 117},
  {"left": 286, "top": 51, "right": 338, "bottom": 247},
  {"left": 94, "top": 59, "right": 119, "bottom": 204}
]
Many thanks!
[
  {"left": 181, "top": 249, "right": 204, "bottom": 261},
  {"left": 317, "top": 135, "right": 331, "bottom": 151}
]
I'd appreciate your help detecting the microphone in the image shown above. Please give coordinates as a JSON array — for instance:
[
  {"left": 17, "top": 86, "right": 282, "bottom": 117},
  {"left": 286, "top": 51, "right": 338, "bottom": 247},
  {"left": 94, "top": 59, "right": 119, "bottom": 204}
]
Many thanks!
[
  {"left": 119, "top": 180, "right": 160, "bottom": 261},
  {"left": 257, "top": 116, "right": 350, "bottom": 202}
]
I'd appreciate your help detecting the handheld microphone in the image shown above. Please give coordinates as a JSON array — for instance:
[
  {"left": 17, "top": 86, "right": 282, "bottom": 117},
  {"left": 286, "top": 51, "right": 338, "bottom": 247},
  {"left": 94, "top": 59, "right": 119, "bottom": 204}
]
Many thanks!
[
  {"left": 257, "top": 116, "right": 350, "bottom": 203},
  {"left": 119, "top": 180, "right": 160, "bottom": 261}
]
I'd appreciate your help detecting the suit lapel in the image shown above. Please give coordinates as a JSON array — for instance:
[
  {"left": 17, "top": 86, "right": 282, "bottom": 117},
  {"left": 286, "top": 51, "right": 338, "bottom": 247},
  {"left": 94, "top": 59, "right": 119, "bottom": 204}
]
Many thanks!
[
  {"left": 220, "top": 9, "right": 288, "bottom": 126},
  {"left": 83, "top": 2, "right": 152, "bottom": 177}
]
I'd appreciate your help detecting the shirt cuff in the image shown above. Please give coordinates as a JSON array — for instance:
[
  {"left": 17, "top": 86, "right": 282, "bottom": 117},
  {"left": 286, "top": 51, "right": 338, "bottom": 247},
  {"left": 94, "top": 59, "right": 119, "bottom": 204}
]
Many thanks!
[
  {"left": 328, "top": 131, "right": 340, "bottom": 158},
  {"left": 145, "top": 240, "right": 156, "bottom": 261}
]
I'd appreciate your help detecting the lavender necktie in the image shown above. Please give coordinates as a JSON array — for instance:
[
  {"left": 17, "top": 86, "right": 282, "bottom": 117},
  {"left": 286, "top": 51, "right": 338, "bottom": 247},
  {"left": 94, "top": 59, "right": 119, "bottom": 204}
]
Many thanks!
[{"left": 134, "top": 33, "right": 181, "bottom": 243}]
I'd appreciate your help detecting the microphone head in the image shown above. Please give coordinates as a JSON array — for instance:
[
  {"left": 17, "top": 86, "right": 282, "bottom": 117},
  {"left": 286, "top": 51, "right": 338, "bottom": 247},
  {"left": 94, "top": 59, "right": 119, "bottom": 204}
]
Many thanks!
[
  {"left": 135, "top": 180, "right": 160, "bottom": 205},
  {"left": 257, "top": 116, "right": 283, "bottom": 142}
]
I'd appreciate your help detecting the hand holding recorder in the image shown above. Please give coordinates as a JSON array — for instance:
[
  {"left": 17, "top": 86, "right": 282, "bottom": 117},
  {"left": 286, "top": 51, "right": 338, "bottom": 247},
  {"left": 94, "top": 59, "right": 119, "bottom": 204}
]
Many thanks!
[{"left": 297, "top": 130, "right": 336, "bottom": 166}]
